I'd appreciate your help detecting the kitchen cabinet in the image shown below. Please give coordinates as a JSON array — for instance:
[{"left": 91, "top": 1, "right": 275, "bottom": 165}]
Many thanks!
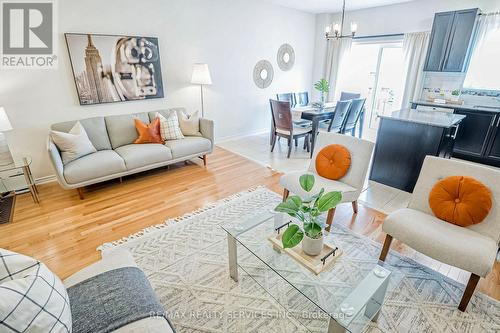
[
  {"left": 424, "top": 8, "right": 478, "bottom": 72},
  {"left": 485, "top": 116, "right": 500, "bottom": 162},
  {"left": 453, "top": 110, "right": 495, "bottom": 157}
]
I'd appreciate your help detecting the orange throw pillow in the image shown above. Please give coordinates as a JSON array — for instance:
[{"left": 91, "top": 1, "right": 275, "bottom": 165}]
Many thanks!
[
  {"left": 315, "top": 144, "right": 351, "bottom": 180},
  {"left": 428, "top": 176, "right": 492, "bottom": 227},
  {"left": 134, "top": 118, "right": 163, "bottom": 144}
]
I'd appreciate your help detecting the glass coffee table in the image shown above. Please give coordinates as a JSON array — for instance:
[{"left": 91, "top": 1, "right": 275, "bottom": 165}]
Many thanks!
[{"left": 222, "top": 211, "right": 401, "bottom": 333}]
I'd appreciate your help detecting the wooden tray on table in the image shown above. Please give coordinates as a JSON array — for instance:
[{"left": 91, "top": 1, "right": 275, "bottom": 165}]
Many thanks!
[{"left": 268, "top": 232, "right": 342, "bottom": 275}]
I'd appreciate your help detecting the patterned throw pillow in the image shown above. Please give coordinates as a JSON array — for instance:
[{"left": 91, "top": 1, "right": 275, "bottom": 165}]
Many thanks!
[
  {"left": 156, "top": 112, "right": 184, "bottom": 141},
  {"left": 177, "top": 110, "right": 201, "bottom": 136},
  {"left": 0, "top": 249, "right": 72, "bottom": 333}
]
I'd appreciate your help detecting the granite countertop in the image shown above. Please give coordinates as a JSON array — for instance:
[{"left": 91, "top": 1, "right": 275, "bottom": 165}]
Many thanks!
[
  {"left": 379, "top": 109, "right": 466, "bottom": 128},
  {"left": 412, "top": 100, "right": 500, "bottom": 113}
]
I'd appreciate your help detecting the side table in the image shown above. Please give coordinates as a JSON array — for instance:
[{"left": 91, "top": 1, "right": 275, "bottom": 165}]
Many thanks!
[{"left": 0, "top": 156, "right": 39, "bottom": 204}]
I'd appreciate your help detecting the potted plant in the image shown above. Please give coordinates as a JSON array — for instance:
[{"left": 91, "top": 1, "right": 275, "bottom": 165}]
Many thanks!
[
  {"left": 314, "top": 79, "right": 330, "bottom": 107},
  {"left": 274, "top": 174, "right": 342, "bottom": 256}
]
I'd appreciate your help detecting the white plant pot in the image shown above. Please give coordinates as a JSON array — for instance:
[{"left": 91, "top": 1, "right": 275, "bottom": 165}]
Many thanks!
[{"left": 302, "top": 234, "right": 323, "bottom": 256}]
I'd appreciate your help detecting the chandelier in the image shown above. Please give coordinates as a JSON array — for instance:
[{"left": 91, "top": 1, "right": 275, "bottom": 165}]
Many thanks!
[{"left": 325, "top": 0, "right": 357, "bottom": 40}]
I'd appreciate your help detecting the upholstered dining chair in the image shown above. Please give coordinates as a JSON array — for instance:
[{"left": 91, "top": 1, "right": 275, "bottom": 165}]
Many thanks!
[
  {"left": 270, "top": 99, "right": 312, "bottom": 158},
  {"left": 379, "top": 156, "right": 500, "bottom": 312},
  {"left": 342, "top": 98, "right": 366, "bottom": 137},
  {"left": 280, "top": 132, "right": 375, "bottom": 229},
  {"left": 276, "top": 93, "right": 295, "bottom": 107},
  {"left": 319, "top": 100, "right": 352, "bottom": 133},
  {"left": 339, "top": 91, "right": 361, "bottom": 101},
  {"left": 294, "top": 92, "right": 309, "bottom": 107}
]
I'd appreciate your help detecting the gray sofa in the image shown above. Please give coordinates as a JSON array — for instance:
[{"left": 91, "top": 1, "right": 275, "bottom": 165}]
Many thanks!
[{"left": 48, "top": 108, "right": 214, "bottom": 198}]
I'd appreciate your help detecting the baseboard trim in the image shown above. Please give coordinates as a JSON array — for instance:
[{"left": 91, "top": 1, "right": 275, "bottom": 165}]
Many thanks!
[
  {"left": 35, "top": 175, "right": 56, "bottom": 185},
  {"left": 215, "top": 129, "right": 269, "bottom": 144}
]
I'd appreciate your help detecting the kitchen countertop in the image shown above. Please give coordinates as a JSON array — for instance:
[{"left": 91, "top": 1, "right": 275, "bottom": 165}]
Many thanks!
[
  {"left": 379, "top": 109, "right": 466, "bottom": 128},
  {"left": 412, "top": 100, "right": 500, "bottom": 113}
]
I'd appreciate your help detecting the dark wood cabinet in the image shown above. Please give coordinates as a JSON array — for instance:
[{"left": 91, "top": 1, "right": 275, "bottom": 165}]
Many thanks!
[
  {"left": 485, "top": 116, "right": 500, "bottom": 162},
  {"left": 424, "top": 8, "right": 478, "bottom": 72},
  {"left": 453, "top": 110, "right": 496, "bottom": 157}
]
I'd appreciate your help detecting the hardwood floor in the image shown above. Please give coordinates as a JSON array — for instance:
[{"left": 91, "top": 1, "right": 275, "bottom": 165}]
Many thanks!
[{"left": 0, "top": 146, "right": 498, "bottom": 301}]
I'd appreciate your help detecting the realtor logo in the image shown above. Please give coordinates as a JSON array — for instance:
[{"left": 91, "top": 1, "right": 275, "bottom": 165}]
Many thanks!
[{"left": 1, "top": 0, "right": 57, "bottom": 68}]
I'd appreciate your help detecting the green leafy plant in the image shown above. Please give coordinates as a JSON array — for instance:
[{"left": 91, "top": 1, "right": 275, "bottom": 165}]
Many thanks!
[
  {"left": 275, "top": 174, "right": 342, "bottom": 249},
  {"left": 314, "top": 79, "right": 330, "bottom": 104}
]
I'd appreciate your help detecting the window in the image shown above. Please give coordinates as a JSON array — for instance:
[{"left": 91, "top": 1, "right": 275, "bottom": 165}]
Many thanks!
[{"left": 463, "top": 16, "right": 500, "bottom": 91}]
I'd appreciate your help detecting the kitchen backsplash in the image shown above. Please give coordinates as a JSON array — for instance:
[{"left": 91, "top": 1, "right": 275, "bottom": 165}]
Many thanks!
[{"left": 421, "top": 72, "right": 500, "bottom": 106}]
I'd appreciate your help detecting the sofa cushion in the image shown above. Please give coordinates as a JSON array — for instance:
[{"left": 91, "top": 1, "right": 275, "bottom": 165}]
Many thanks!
[
  {"left": 0, "top": 248, "right": 72, "bottom": 333},
  {"left": 64, "top": 150, "right": 126, "bottom": 184},
  {"left": 105, "top": 113, "right": 150, "bottom": 149},
  {"left": 50, "top": 122, "right": 97, "bottom": 165},
  {"left": 164, "top": 137, "right": 211, "bottom": 159},
  {"left": 383, "top": 208, "right": 498, "bottom": 277},
  {"left": 115, "top": 144, "right": 172, "bottom": 170},
  {"left": 52, "top": 116, "right": 112, "bottom": 151}
]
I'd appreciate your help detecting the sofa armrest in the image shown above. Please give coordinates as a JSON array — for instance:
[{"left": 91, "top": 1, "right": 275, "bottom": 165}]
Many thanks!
[
  {"left": 47, "top": 137, "right": 71, "bottom": 188},
  {"left": 199, "top": 118, "right": 214, "bottom": 147}
]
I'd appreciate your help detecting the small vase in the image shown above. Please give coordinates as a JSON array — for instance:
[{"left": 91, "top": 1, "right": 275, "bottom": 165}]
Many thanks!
[{"left": 302, "top": 234, "right": 323, "bottom": 256}]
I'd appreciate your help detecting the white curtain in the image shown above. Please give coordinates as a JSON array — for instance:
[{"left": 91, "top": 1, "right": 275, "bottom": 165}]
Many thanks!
[
  {"left": 400, "top": 32, "right": 430, "bottom": 109},
  {"left": 323, "top": 38, "right": 352, "bottom": 102},
  {"left": 463, "top": 13, "right": 500, "bottom": 90}
]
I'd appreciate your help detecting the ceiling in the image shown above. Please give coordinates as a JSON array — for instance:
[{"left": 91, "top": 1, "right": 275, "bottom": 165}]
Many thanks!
[{"left": 262, "top": 0, "right": 416, "bottom": 14}]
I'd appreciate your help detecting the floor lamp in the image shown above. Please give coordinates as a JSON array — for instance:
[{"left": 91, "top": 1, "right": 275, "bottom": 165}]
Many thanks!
[
  {"left": 0, "top": 107, "right": 13, "bottom": 166},
  {"left": 191, "top": 63, "right": 212, "bottom": 117}
]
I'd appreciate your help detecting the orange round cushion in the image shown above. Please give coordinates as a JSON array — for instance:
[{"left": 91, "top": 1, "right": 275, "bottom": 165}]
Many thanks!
[
  {"left": 315, "top": 144, "right": 351, "bottom": 180},
  {"left": 428, "top": 176, "right": 492, "bottom": 227}
]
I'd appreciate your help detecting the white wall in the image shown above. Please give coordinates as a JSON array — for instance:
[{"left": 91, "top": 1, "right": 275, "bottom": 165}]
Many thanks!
[
  {"left": 311, "top": 0, "right": 500, "bottom": 100},
  {"left": 0, "top": 0, "right": 316, "bottom": 178}
]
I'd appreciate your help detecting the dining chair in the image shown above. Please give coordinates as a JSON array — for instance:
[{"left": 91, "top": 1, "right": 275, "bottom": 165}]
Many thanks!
[
  {"left": 319, "top": 100, "right": 351, "bottom": 133},
  {"left": 276, "top": 93, "right": 295, "bottom": 107},
  {"left": 339, "top": 91, "right": 361, "bottom": 101},
  {"left": 342, "top": 98, "right": 366, "bottom": 137},
  {"left": 379, "top": 156, "right": 500, "bottom": 312},
  {"left": 294, "top": 92, "right": 309, "bottom": 107},
  {"left": 280, "top": 132, "right": 375, "bottom": 229},
  {"left": 270, "top": 99, "right": 312, "bottom": 158}
]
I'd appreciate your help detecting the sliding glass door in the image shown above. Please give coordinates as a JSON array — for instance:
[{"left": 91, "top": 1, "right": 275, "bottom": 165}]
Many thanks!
[{"left": 336, "top": 37, "right": 405, "bottom": 141}]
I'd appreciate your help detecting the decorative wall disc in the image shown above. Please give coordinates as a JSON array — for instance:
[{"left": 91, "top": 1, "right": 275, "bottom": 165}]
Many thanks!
[
  {"left": 253, "top": 60, "right": 274, "bottom": 89},
  {"left": 277, "top": 43, "right": 295, "bottom": 71}
]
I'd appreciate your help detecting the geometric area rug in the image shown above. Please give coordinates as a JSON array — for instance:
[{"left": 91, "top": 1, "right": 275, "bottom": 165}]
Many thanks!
[{"left": 98, "top": 187, "right": 500, "bottom": 332}]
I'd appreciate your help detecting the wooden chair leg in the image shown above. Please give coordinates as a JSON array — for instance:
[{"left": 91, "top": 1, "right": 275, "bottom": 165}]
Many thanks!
[
  {"left": 351, "top": 200, "right": 359, "bottom": 214},
  {"left": 271, "top": 133, "right": 277, "bottom": 152},
  {"left": 325, "top": 208, "right": 336, "bottom": 232},
  {"left": 458, "top": 273, "right": 480, "bottom": 312},
  {"left": 282, "top": 189, "right": 289, "bottom": 202},
  {"left": 76, "top": 188, "right": 84, "bottom": 200},
  {"left": 287, "top": 138, "right": 292, "bottom": 158},
  {"left": 379, "top": 234, "right": 393, "bottom": 261},
  {"left": 202, "top": 155, "right": 207, "bottom": 166}
]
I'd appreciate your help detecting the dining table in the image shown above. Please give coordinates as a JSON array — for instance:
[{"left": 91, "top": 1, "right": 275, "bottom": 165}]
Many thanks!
[{"left": 292, "top": 103, "right": 336, "bottom": 158}]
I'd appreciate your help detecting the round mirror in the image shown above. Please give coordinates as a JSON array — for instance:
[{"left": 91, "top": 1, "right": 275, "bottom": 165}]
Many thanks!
[
  {"left": 253, "top": 60, "right": 274, "bottom": 89},
  {"left": 260, "top": 69, "right": 268, "bottom": 80},
  {"left": 277, "top": 44, "right": 295, "bottom": 71}
]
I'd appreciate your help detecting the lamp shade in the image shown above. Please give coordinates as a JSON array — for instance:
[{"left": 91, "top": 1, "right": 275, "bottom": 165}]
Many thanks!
[
  {"left": 191, "top": 63, "right": 212, "bottom": 85},
  {"left": 0, "top": 107, "right": 12, "bottom": 131}
]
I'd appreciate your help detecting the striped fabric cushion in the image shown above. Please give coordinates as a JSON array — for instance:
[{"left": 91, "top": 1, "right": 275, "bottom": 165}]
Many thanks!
[{"left": 156, "top": 112, "right": 184, "bottom": 141}]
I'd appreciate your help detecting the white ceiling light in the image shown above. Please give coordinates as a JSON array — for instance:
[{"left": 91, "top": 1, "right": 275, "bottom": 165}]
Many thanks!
[{"left": 325, "top": 0, "right": 357, "bottom": 40}]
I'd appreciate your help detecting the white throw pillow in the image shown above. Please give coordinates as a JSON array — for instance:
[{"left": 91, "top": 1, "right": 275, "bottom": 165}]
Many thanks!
[
  {"left": 177, "top": 110, "right": 201, "bottom": 136},
  {"left": 0, "top": 249, "right": 72, "bottom": 333},
  {"left": 156, "top": 112, "right": 184, "bottom": 141},
  {"left": 50, "top": 122, "right": 97, "bottom": 165}
]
